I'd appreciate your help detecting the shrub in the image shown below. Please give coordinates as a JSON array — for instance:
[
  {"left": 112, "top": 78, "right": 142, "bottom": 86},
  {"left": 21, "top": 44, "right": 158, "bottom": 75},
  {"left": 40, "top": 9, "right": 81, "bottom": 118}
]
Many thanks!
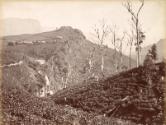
[{"left": 8, "top": 42, "right": 14, "bottom": 46}]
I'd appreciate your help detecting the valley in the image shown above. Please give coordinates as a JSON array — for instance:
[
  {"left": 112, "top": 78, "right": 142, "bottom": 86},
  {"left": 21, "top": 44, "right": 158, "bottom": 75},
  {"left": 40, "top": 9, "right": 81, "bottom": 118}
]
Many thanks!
[{"left": 0, "top": 26, "right": 165, "bottom": 125}]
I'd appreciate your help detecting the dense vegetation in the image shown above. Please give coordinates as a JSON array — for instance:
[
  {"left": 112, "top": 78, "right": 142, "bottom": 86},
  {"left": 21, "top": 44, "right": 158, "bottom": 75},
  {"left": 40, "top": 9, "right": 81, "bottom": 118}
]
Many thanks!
[
  {"left": 1, "top": 26, "right": 165, "bottom": 125},
  {"left": 1, "top": 74, "right": 136, "bottom": 125},
  {"left": 52, "top": 62, "right": 165, "bottom": 125},
  {"left": 0, "top": 26, "right": 138, "bottom": 125}
]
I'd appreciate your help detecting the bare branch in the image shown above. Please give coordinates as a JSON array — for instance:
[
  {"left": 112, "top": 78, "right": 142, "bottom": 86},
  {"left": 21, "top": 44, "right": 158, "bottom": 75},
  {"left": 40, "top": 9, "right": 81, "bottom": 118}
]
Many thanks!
[
  {"left": 92, "top": 19, "right": 111, "bottom": 73},
  {"left": 123, "top": 0, "right": 145, "bottom": 67},
  {"left": 93, "top": 20, "right": 110, "bottom": 46},
  {"left": 137, "top": 0, "right": 144, "bottom": 18},
  {"left": 123, "top": 1, "right": 137, "bottom": 20}
]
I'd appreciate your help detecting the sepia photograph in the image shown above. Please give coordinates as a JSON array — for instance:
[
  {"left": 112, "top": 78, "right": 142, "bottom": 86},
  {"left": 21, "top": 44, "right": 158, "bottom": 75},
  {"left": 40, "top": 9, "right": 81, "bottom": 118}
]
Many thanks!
[{"left": 0, "top": 0, "right": 165, "bottom": 124}]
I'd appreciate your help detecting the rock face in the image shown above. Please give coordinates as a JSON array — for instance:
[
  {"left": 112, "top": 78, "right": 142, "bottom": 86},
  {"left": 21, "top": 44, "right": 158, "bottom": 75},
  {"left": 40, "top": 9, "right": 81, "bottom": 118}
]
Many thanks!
[
  {"left": 52, "top": 62, "right": 165, "bottom": 124},
  {"left": 1, "top": 26, "right": 135, "bottom": 96}
]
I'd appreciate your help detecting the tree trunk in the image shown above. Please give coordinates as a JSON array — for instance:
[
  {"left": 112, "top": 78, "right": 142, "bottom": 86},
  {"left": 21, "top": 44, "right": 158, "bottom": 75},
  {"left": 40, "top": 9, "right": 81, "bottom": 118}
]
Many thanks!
[
  {"left": 137, "top": 46, "right": 140, "bottom": 67},
  {"left": 136, "top": 20, "right": 140, "bottom": 67},
  {"left": 89, "top": 59, "right": 92, "bottom": 73},
  {"left": 129, "top": 45, "right": 132, "bottom": 69},
  {"left": 101, "top": 55, "right": 104, "bottom": 72},
  {"left": 120, "top": 41, "right": 123, "bottom": 71}
]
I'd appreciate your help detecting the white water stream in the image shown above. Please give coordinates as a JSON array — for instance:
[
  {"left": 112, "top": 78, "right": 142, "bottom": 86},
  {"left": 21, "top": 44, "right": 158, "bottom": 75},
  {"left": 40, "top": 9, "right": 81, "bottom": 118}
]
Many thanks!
[{"left": 0, "top": 61, "right": 23, "bottom": 68}]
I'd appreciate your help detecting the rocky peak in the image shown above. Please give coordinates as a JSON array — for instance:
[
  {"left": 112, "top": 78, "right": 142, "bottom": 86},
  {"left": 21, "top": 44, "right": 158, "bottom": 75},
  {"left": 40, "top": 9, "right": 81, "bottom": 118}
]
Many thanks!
[{"left": 56, "top": 26, "right": 86, "bottom": 40}]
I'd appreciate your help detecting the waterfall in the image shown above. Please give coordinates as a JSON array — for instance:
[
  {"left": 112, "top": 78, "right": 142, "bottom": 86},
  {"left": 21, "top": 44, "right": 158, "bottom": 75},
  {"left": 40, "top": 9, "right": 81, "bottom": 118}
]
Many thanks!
[
  {"left": 37, "top": 73, "right": 54, "bottom": 97},
  {"left": 44, "top": 75, "right": 53, "bottom": 95},
  {"left": 45, "top": 75, "right": 50, "bottom": 86}
]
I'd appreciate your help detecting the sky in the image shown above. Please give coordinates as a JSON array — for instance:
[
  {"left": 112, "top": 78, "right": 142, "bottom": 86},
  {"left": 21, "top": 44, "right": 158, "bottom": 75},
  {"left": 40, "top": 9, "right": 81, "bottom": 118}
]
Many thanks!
[{"left": 1, "top": 0, "right": 166, "bottom": 50}]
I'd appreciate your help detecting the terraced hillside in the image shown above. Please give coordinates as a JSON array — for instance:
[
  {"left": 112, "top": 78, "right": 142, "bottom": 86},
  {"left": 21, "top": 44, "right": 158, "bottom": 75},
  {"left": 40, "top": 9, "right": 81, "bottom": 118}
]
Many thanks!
[{"left": 52, "top": 62, "right": 166, "bottom": 125}]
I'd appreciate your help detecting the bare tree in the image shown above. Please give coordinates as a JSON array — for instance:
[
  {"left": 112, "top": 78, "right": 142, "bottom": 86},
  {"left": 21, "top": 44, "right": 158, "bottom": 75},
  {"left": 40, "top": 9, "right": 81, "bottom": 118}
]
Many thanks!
[
  {"left": 93, "top": 19, "right": 110, "bottom": 73},
  {"left": 110, "top": 26, "right": 119, "bottom": 72},
  {"left": 88, "top": 47, "right": 96, "bottom": 73},
  {"left": 123, "top": 0, "right": 145, "bottom": 67},
  {"left": 117, "top": 32, "right": 126, "bottom": 70},
  {"left": 110, "top": 26, "right": 126, "bottom": 72},
  {"left": 126, "top": 30, "right": 134, "bottom": 68}
]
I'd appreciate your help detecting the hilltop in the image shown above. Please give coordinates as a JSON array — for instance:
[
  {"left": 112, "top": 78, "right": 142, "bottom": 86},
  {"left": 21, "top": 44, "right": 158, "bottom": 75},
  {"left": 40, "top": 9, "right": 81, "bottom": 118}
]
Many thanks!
[{"left": 1, "top": 26, "right": 135, "bottom": 95}]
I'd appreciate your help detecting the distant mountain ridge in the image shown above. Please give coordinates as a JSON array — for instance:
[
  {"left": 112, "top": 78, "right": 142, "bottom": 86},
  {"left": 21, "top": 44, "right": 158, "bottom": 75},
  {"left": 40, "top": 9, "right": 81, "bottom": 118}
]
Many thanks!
[{"left": 1, "top": 18, "right": 42, "bottom": 36}]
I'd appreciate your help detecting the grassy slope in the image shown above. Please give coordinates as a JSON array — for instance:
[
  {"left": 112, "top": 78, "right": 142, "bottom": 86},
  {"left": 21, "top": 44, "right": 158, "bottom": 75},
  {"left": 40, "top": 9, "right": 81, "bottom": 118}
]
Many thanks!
[{"left": 52, "top": 62, "right": 165, "bottom": 124}]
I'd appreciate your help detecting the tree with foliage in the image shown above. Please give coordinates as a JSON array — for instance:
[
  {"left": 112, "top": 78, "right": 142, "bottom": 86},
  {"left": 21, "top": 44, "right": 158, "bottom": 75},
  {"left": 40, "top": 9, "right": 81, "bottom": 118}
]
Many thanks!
[
  {"left": 143, "top": 51, "right": 153, "bottom": 67},
  {"left": 8, "top": 42, "right": 14, "bottom": 46},
  {"left": 150, "top": 44, "right": 157, "bottom": 61},
  {"left": 143, "top": 44, "right": 158, "bottom": 86},
  {"left": 144, "top": 44, "right": 157, "bottom": 66}
]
